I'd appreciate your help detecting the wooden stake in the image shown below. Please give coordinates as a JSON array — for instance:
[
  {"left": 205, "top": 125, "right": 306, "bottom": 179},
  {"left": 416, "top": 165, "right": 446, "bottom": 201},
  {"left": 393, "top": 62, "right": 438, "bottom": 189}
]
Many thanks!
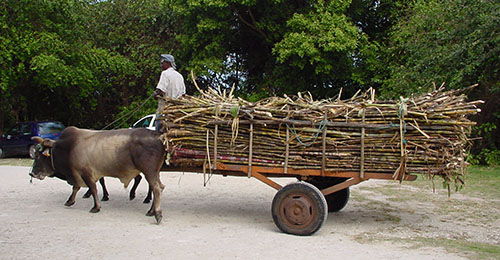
[
  {"left": 285, "top": 126, "right": 289, "bottom": 174},
  {"left": 248, "top": 123, "right": 253, "bottom": 178},
  {"left": 213, "top": 125, "right": 218, "bottom": 170},
  {"left": 213, "top": 105, "right": 219, "bottom": 170},
  {"left": 360, "top": 107, "right": 365, "bottom": 179},
  {"left": 321, "top": 113, "right": 327, "bottom": 176}
]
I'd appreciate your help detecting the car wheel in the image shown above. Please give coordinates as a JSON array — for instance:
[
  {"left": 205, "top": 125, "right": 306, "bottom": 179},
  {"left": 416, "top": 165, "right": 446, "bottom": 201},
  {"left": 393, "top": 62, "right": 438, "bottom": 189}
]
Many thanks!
[
  {"left": 0, "top": 147, "right": 4, "bottom": 159},
  {"left": 29, "top": 145, "right": 36, "bottom": 159}
]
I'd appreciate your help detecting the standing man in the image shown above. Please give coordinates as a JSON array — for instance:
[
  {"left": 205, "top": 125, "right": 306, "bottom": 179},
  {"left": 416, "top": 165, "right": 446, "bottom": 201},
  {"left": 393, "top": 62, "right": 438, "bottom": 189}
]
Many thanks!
[{"left": 154, "top": 54, "right": 186, "bottom": 131}]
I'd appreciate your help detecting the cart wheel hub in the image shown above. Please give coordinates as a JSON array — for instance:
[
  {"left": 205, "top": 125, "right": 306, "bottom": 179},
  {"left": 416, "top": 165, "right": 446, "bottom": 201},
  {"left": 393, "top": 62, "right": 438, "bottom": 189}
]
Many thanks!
[{"left": 282, "top": 194, "right": 313, "bottom": 225}]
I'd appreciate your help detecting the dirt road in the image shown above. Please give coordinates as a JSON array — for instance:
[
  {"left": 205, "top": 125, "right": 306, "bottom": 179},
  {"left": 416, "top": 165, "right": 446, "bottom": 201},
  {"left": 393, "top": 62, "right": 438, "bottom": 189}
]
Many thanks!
[{"left": 0, "top": 165, "right": 492, "bottom": 259}]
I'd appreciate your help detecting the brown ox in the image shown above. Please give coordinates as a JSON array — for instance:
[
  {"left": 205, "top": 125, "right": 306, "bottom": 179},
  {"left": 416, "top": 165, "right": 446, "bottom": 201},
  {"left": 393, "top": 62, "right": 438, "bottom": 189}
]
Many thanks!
[{"left": 29, "top": 126, "right": 165, "bottom": 223}]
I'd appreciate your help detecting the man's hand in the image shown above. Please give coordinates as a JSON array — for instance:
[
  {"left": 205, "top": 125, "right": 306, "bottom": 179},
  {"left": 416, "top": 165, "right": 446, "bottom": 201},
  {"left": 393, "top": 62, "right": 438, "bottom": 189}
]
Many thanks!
[{"left": 154, "top": 89, "right": 165, "bottom": 99}]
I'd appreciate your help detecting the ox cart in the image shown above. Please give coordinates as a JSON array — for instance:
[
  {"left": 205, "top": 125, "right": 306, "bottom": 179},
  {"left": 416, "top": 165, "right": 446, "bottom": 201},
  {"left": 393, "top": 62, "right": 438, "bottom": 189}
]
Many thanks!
[{"left": 157, "top": 85, "right": 480, "bottom": 236}]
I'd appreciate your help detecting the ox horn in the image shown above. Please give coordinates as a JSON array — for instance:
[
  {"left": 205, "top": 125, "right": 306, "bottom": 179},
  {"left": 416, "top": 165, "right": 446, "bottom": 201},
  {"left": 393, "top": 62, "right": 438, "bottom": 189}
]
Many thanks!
[
  {"left": 42, "top": 139, "right": 55, "bottom": 148},
  {"left": 31, "top": 136, "right": 43, "bottom": 143},
  {"left": 31, "top": 137, "right": 55, "bottom": 148}
]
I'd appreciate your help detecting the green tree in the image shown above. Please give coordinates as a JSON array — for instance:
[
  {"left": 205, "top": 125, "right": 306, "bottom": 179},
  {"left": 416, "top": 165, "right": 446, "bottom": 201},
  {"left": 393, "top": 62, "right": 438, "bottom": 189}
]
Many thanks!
[
  {"left": 273, "top": 0, "right": 376, "bottom": 97},
  {"left": 382, "top": 0, "right": 500, "bottom": 156},
  {"left": 0, "top": 0, "right": 138, "bottom": 130},
  {"left": 171, "top": 0, "right": 387, "bottom": 99},
  {"left": 81, "top": 0, "right": 179, "bottom": 127},
  {"left": 347, "top": 0, "right": 413, "bottom": 87}
]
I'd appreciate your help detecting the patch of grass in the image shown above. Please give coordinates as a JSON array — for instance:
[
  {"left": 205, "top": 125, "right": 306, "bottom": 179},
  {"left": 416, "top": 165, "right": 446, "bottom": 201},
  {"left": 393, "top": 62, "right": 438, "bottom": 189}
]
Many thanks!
[
  {"left": 408, "top": 175, "right": 445, "bottom": 191},
  {"left": 351, "top": 168, "right": 500, "bottom": 259},
  {"left": 375, "top": 179, "right": 499, "bottom": 222},
  {"left": 396, "top": 166, "right": 500, "bottom": 200},
  {"left": 353, "top": 231, "right": 378, "bottom": 244},
  {"left": 354, "top": 233, "right": 500, "bottom": 260},
  {"left": 0, "top": 158, "right": 33, "bottom": 167},
  {"left": 409, "top": 237, "right": 500, "bottom": 260},
  {"left": 462, "top": 166, "right": 500, "bottom": 199}
]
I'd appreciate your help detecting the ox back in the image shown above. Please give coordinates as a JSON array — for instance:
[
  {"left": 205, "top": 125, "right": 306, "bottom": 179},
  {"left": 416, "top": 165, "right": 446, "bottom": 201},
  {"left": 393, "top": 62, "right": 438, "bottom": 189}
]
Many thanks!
[{"left": 53, "top": 127, "right": 164, "bottom": 187}]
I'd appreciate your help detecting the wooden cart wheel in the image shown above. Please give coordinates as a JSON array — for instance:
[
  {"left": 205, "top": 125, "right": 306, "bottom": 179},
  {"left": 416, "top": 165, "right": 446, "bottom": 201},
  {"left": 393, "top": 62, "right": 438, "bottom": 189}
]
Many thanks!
[
  {"left": 304, "top": 177, "right": 350, "bottom": 213},
  {"left": 271, "top": 182, "right": 327, "bottom": 236}
]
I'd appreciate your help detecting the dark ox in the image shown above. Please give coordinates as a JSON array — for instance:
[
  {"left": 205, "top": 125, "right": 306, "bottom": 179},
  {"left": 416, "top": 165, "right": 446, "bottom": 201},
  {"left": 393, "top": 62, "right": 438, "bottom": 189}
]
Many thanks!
[{"left": 29, "top": 126, "right": 165, "bottom": 223}]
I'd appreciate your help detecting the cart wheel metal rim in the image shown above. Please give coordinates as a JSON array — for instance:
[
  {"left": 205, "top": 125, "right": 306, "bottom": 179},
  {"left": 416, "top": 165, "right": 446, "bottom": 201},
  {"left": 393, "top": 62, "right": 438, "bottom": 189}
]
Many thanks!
[{"left": 280, "top": 192, "right": 316, "bottom": 227}]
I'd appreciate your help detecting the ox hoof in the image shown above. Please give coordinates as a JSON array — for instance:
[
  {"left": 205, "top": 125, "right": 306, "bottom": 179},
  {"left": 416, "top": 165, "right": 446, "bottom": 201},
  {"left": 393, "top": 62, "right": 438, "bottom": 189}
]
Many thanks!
[
  {"left": 143, "top": 198, "right": 151, "bottom": 204},
  {"left": 65, "top": 201, "right": 75, "bottom": 207},
  {"left": 101, "top": 196, "right": 109, "bottom": 202},
  {"left": 129, "top": 194, "right": 136, "bottom": 201},
  {"left": 82, "top": 193, "right": 91, "bottom": 199},
  {"left": 155, "top": 211, "right": 163, "bottom": 224},
  {"left": 89, "top": 207, "right": 100, "bottom": 213},
  {"left": 146, "top": 209, "right": 155, "bottom": 217}
]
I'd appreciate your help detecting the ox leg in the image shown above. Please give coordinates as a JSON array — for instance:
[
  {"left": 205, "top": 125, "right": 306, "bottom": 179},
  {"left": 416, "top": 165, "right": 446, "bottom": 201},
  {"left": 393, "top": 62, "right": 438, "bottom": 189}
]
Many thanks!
[
  {"left": 83, "top": 178, "right": 108, "bottom": 201},
  {"left": 143, "top": 181, "right": 162, "bottom": 204},
  {"left": 99, "top": 178, "right": 109, "bottom": 201},
  {"left": 82, "top": 189, "right": 92, "bottom": 198},
  {"left": 144, "top": 175, "right": 163, "bottom": 224},
  {"left": 81, "top": 175, "right": 101, "bottom": 213},
  {"left": 65, "top": 186, "right": 81, "bottom": 206},
  {"left": 129, "top": 175, "right": 142, "bottom": 201},
  {"left": 143, "top": 188, "right": 152, "bottom": 204}
]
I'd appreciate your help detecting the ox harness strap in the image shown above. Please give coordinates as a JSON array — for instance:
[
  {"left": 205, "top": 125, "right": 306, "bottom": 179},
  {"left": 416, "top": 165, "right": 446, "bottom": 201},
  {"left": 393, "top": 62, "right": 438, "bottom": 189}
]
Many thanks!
[{"left": 49, "top": 148, "right": 56, "bottom": 171}]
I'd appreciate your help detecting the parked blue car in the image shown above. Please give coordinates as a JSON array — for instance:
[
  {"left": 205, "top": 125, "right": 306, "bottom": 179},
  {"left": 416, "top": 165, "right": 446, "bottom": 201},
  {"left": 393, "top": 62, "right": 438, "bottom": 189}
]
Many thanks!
[{"left": 0, "top": 121, "right": 65, "bottom": 159}]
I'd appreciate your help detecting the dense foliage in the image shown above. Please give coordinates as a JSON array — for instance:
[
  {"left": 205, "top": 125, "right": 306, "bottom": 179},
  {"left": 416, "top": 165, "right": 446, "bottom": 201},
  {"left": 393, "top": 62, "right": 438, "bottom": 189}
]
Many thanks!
[
  {"left": 381, "top": 0, "right": 500, "bottom": 164},
  {"left": 1, "top": 0, "right": 498, "bottom": 162}
]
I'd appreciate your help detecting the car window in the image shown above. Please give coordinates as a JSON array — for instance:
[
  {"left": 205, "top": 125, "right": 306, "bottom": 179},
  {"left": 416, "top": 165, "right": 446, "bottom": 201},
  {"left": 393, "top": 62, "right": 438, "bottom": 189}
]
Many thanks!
[
  {"left": 38, "top": 122, "right": 65, "bottom": 135},
  {"left": 7, "top": 125, "right": 20, "bottom": 136},
  {"left": 21, "top": 124, "right": 32, "bottom": 135},
  {"left": 133, "top": 117, "right": 152, "bottom": 128}
]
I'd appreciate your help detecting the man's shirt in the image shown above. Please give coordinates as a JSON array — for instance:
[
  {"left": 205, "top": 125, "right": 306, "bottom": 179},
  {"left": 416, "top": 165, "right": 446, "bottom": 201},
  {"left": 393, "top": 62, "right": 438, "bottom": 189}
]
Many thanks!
[{"left": 156, "top": 68, "right": 186, "bottom": 98}]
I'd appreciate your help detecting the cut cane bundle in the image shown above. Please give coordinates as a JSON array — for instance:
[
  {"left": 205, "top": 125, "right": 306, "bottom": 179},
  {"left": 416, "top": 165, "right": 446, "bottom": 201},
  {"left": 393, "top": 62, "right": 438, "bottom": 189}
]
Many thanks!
[{"left": 160, "top": 84, "right": 481, "bottom": 186}]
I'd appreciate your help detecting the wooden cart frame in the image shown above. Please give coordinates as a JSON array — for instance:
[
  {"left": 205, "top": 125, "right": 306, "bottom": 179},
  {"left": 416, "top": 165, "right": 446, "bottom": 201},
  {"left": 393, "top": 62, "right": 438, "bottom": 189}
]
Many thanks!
[
  {"left": 161, "top": 162, "right": 416, "bottom": 236},
  {"left": 159, "top": 109, "right": 421, "bottom": 235},
  {"left": 160, "top": 109, "right": 420, "bottom": 235}
]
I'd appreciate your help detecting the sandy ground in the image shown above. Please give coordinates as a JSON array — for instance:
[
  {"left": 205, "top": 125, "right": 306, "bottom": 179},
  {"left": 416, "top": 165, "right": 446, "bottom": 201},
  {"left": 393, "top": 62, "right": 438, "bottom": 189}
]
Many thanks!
[{"left": 0, "top": 165, "right": 489, "bottom": 259}]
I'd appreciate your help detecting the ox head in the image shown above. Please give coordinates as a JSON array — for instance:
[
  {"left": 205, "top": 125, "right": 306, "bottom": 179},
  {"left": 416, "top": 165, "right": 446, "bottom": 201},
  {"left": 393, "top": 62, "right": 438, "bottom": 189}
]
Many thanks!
[{"left": 29, "top": 137, "right": 56, "bottom": 180}]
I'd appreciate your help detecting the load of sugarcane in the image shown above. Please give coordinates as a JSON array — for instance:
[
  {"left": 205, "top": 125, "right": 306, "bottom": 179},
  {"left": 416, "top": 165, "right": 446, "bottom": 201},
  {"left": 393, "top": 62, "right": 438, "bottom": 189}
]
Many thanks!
[{"left": 159, "top": 83, "right": 481, "bottom": 186}]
